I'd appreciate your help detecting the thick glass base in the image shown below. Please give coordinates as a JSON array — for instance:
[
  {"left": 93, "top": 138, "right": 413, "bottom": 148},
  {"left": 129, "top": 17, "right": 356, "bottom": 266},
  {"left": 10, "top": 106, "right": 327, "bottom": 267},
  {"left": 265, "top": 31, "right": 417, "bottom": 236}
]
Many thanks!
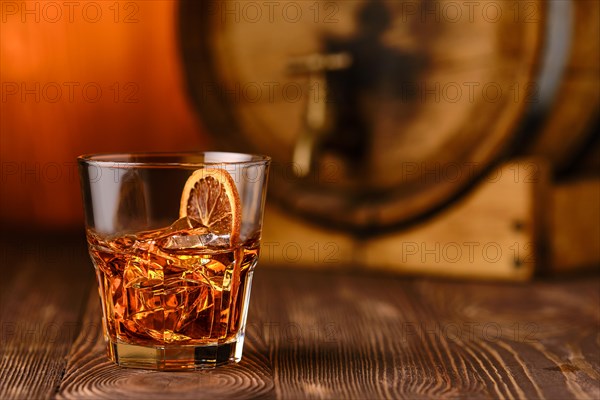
[{"left": 106, "top": 335, "right": 245, "bottom": 370}]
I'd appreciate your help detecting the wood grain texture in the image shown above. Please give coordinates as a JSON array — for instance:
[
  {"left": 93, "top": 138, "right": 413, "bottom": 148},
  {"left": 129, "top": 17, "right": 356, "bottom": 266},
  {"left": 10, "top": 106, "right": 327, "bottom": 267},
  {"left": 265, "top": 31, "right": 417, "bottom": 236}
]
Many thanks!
[
  {"left": 256, "top": 270, "right": 600, "bottom": 399},
  {"left": 53, "top": 268, "right": 600, "bottom": 399},
  {"left": 0, "top": 234, "right": 93, "bottom": 400},
  {"left": 1, "top": 235, "right": 599, "bottom": 399}
]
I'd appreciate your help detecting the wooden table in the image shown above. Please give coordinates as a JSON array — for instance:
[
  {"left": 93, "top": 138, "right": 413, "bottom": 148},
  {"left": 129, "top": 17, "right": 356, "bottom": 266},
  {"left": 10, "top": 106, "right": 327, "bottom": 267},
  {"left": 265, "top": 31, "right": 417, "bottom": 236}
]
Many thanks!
[{"left": 1, "top": 234, "right": 599, "bottom": 399}]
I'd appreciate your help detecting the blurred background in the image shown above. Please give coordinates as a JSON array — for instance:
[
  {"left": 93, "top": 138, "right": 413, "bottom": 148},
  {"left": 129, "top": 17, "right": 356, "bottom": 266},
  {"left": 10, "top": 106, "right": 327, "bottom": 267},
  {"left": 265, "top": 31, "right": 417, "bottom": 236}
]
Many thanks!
[
  {"left": 1, "top": 1, "right": 206, "bottom": 229},
  {"left": 1, "top": 0, "right": 598, "bottom": 278}
]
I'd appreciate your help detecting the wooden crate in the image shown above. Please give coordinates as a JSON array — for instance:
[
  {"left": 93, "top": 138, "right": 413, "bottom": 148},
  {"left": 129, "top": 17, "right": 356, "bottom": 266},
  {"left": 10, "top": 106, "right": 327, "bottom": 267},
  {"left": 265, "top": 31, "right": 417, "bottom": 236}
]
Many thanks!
[{"left": 261, "top": 159, "right": 600, "bottom": 280}]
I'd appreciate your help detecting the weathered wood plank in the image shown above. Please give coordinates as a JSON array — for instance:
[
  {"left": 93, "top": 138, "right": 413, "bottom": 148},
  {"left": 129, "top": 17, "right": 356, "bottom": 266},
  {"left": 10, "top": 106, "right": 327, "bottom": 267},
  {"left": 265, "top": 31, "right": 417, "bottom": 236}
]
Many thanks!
[
  {"left": 2, "top": 232, "right": 597, "bottom": 399},
  {"left": 261, "top": 271, "right": 600, "bottom": 399},
  {"left": 0, "top": 235, "right": 93, "bottom": 400},
  {"left": 54, "top": 267, "right": 600, "bottom": 399},
  {"left": 413, "top": 278, "right": 600, "bottom": 399}
]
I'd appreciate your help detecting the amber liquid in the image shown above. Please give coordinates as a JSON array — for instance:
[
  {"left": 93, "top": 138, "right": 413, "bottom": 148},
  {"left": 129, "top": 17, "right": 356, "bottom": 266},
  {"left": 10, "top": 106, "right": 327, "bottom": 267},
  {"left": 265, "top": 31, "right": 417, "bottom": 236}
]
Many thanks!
[{"left": 87, "top": 227, "right": 259, "bottom": 348}]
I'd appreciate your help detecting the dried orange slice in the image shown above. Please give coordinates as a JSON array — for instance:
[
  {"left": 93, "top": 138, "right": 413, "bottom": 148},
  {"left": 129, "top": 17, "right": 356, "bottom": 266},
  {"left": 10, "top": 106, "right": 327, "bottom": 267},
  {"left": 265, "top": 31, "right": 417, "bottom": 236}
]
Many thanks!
[{"left": 179, "top": 168, "right": 241, "bottom": 243}]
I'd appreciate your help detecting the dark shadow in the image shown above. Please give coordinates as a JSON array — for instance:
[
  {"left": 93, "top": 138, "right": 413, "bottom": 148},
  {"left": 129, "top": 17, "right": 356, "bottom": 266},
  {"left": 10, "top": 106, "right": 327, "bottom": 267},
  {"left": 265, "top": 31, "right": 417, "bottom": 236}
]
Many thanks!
[{"left": 322, "top": 0, "right": 427, "bottom": 167}]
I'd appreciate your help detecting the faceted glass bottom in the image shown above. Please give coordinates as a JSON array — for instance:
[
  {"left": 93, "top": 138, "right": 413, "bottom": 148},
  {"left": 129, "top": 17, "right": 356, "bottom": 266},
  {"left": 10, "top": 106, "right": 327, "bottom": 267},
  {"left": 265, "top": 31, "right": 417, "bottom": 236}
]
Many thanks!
[{"left": 106, "top": 334, "right": 245, "bottom": 370}]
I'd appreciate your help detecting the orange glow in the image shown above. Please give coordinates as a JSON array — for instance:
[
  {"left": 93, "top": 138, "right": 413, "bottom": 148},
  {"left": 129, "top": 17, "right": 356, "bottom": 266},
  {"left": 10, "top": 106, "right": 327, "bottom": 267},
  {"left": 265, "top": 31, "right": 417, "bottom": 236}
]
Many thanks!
[{"left": 0, "top": 1, "right": 208, "bottom": 230}]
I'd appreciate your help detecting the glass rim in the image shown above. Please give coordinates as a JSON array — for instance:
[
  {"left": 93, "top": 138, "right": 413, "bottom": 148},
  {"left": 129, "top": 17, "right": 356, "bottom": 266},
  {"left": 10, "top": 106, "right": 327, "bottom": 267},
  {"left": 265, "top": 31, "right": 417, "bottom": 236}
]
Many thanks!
[{"left": 77, "top": 151, "right": 271, "bottom": 168}]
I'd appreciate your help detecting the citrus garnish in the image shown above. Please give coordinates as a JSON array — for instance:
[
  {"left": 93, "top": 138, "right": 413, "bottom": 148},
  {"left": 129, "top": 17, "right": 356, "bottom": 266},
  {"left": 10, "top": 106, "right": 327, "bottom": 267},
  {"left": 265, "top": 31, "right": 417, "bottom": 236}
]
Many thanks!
[{"left": 179, "top": 168, "right": 241, "bottom": 244}]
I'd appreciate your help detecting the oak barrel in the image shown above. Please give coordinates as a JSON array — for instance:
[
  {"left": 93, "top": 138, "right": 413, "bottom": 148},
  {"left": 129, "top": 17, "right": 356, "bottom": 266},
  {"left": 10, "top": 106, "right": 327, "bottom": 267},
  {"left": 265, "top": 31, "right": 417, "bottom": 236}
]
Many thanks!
[{"left": 179, "top": 0, "right": 599, "bottom": 232}]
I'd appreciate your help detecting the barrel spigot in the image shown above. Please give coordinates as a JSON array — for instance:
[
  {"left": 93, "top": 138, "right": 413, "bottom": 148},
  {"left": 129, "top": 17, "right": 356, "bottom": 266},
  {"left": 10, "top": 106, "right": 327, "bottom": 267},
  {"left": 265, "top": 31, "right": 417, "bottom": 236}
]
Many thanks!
[{"left": 286, "top": 52, "right": 352, "bottom": 177}]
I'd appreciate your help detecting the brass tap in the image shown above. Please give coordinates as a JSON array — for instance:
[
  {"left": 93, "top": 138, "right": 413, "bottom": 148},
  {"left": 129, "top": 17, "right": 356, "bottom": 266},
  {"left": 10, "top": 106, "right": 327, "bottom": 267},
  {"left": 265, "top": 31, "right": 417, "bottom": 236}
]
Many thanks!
[{"left": 286, "top": 52, "right": 352, "bottom": 177}]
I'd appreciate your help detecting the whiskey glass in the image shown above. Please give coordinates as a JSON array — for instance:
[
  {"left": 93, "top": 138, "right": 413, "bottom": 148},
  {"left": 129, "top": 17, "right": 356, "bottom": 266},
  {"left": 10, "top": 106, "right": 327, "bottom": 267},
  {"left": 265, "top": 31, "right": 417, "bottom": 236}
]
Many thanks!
[{"left": 78, "top": 152, "right": 270, "bottom": 370}]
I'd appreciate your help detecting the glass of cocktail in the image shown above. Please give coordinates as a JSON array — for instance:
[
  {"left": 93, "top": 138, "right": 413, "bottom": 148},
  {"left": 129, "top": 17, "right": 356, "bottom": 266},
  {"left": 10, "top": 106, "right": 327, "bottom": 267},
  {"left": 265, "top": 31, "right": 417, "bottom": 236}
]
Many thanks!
[{"left": 78, "top": 152, "right": 270, "bottom": 370}]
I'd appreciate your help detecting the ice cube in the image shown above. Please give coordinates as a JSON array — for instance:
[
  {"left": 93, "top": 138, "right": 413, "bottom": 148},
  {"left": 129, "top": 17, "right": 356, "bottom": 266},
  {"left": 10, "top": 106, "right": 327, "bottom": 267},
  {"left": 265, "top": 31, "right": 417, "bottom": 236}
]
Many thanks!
[
  {"left": 152, "top": 216, "right": 232, "bottom": 250},
  {"left": 149, "top": 217, "right": 208, "bottom": 248},
  {"left": 123, "top": 241, "right": 168, "bottom": 289},
  {"left": 160, "top": 232, "right": 231, "bottom": 250},
  {"left": 200, "top": 233, "right": 231, "bottom": 247}
]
